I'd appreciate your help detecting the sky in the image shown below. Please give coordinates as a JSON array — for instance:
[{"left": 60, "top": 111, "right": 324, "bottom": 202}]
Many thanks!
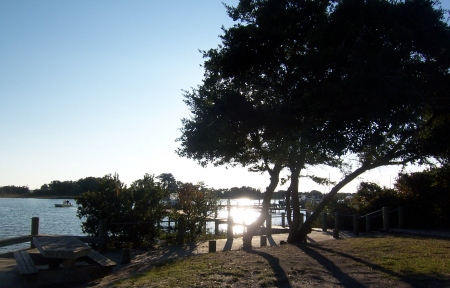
[{"left": 1, "top": 1, "right": 447, "bottom": 193}]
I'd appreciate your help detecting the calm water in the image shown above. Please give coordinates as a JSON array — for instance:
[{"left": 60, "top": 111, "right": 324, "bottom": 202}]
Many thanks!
[
  {"left": 0, "top": 198, "right": 84, "bottom": 252},
  {"left": 0, "top": 198, "right": 290, "bottom": 253}
]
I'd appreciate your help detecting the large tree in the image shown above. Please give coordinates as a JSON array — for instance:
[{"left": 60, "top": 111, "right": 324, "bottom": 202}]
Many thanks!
[{"left": 178, "top": 0, "right": 450, "bottom": 248}]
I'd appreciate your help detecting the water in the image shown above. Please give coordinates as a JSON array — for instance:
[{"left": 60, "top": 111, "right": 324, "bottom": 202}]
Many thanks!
[
  {"left": 0, "top": 197, "right": 295, "bottom": 252},
  {"left": 212, "top": 198, "right": 288, "bottom": 234},
  {"left": 0, "top": 198, "right": 84, "bottom": 252}
]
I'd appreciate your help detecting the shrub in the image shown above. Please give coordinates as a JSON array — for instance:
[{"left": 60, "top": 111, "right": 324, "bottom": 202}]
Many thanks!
[{"left": 76, "top": 173, "right": 169, "bottom": 247}]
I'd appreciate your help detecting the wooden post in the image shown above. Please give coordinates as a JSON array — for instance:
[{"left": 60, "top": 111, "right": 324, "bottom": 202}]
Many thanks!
[
  {"left": 260, "top": 235, "right": 267, "bottom": 246},
  {"left": 209, "top": 240, "right": 216, "bottom": 253},
  {"left": 177, "top": 216, "right": 185, "bottom": 246},
  {"left": 333, "top": 229, "right": 339, "bottom": 238},
  {"left": 281, "top": 212, "right": 286, "bottom": 228},
  {"left": 266, "top": 213, "right": 272, "bottom": 236},
  {"left": 30, "top": 217, "right": 39, "bottom": 248},
  {"left": 366, "top": 215, "right": 371, "bottom": 233},
  {"left": 335, "top": 212, "right": 340, "bottom": 230},
  {"left": 398, "top": 207, "right": 405, "bottom": 229},
  {"left": 353, "top": 214, "right": 359, "bottom": 236},
  {"left": 121, "top": 248, "right": 131, "bottom": 264},
  {"left": 99, "top": 219, "right": 108, "bottom": 252},
  {"left": 227, "top": 216, "right": 233, "bottom": 240},
  {"left": 215, "top": 220, "right": 220, "bottom": 236},
  {"left": 321, "top": 213, "right": 327, "bottom": 232},
  {"left": 382, "top": 207, "right": 390, "bottom": 231}
]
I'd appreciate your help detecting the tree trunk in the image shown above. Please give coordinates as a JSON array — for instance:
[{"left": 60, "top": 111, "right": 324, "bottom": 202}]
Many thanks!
[
  {"left": 287, "top": 166, "right": 303, "bottom": 243},
  {"left": 242, "top": 163, "right": 282, "bottom": 249},
  {"left": 294, "top": 163, "right": 385, "bottom": 242}
]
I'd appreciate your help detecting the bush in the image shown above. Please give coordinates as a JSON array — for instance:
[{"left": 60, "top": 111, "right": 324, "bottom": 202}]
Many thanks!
[{"left": 76, "top": 173, "right": 169, "bottom": 248}]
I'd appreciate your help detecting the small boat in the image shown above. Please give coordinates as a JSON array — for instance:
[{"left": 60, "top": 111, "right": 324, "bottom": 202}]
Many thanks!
[{"left": 55, "top": 200, "right": 73, "bottom": 207}]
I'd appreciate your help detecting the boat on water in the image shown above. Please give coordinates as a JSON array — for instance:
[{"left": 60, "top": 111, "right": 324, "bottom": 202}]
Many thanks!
[{"left": 54, "top": 200, "right": 73, "bottom": 207}]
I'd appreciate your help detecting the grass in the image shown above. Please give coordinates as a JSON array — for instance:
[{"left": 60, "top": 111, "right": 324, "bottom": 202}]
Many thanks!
[
  {"left": 336, "top": 235, "right": 450, "bottom": 278},
  {"left": 116, "top": 252, "right": 246, "bottom": 287},
  {"left": 113, "top": 235, "right": 450, "bottom": 287}
]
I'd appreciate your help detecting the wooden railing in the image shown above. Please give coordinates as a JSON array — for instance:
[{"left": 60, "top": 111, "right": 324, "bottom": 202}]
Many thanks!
[{"left": 319, "top": 207, "right": 405, "bottom": 237}]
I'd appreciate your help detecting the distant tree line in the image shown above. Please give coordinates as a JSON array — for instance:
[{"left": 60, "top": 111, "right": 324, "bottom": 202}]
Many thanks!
[
  {"left": 33, "top": 177, "right": 101, "bottom": 197},
  {"left": 0, "top": 185, "right": 30, "bottom": 195},
  {"left": 0, "top": 175, "right": 317, "bottom": 199}
]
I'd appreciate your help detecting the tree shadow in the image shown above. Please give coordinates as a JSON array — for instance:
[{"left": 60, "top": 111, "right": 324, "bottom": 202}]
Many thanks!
[
  {"left": 294, "top": 243, "right": 368, "bottom": 288},
  {"left": 267, "top": 235, "right": 277, "bottom": 246},
  {"left": 223, "top": 239, "right": 233, "bottom": 251},
  {"left": 305, "top": 242, "right": 450, "bottom": 288},
  {"left": 246, "top": 249, "right": 293, "bottom": 288}
]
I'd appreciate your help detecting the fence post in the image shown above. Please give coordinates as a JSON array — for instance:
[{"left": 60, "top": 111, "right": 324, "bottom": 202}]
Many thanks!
[
  {"left": 353, "top": 214, "right": 359, "bottom": 236},
  {"left": 121, "top": 248, "right": 131, "bottom": 264},
  {"left": 260, "top": 235, "right": 267, "bottom": 246},
  {"left": 366, "top": 215, "right": 371, "bottom": 233},
  {"left": 335, "top": 212, "right": 340, "bottom": 230},
  {"left": 209, "top": 240, "right": 216, "bottom": 253},
  {"left": 382, "top": 207, "right": 390, "bottom": 231},
  {"left": 99, "top": 219, "right": 108, "bottom": 252},
  {"left": 281, "top": 212, "right": 286, "bottom": 228},
  {"left": 321, "top": 213, "right": 327, "bottom": 232},
  {"left": 227, "top": 216, "right": 233, "bottom": 240},
  {"left": 266, "top": 213, "right": 272, "bottom": 236},
  {"left": 398, "top": 207, "right": 405, "bottom": 229},
  {"left": 30, "top": 217, "right": 39, "bottom": 248}
]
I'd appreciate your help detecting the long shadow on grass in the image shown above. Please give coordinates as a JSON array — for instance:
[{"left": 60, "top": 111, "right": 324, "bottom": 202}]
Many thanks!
[
  {"left": 246, "top": 249, "right": 293, "bottom": 288},
  {"left": 295, "top": 243, "right": 367, "bottom": 287},
  {"left": 223, "top": 239, "right": 233, "bottom": 251},
  {"left": 303, "top": 240, "right": 449, "bottom": 288}
]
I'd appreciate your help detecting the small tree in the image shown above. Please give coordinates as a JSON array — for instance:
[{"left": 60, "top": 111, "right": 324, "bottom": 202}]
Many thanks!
[{"left": 174, "top": 182, "right": 219, "bottom": 243}]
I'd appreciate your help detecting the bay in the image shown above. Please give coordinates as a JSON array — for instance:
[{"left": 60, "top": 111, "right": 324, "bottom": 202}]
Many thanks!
[{"left": 0, "top": 198, "right": 83, "bottom": 252}]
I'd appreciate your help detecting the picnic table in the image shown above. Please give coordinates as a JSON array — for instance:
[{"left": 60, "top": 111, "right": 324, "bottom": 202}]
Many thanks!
[
  {"left": 32, "top": 236, "right": 92, "bottom": 268},
  {"left": 14, "top": 235, "right": 116, "bottom": 286}
]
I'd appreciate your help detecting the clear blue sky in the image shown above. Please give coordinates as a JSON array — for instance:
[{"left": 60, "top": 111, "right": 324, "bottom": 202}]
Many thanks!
[{"left": 1, "top": 1, "right": 447, "bottom": 192}]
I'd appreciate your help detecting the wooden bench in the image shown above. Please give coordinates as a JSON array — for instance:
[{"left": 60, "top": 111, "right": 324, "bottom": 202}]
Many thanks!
[
  {"left": 84, "top": 250, "right": 116, "bottom": 268},
  {"left": 14, "top": 250, "right": 38, "bottom": 275}
]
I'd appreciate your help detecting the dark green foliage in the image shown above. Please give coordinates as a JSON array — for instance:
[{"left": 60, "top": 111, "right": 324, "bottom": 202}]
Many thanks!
[
  {"left": 220, "top": 186, "right": 262, "bottom": 200},
  {"left": 329, "top": 164, "right": 450, "bottom": 230},
  {"left": 77, "top": 177, "right": 101, "bottom": 193},
  {"left": 33, "top": 177, "right": 102, "bottom": 197},
  {"left": 0, "top": 185, "right": 29, "bottom": 195},
  {"left": 395, "top": 166, "right": 450, "bottom": 229},
  {"left": 156, "top": 173, "right": 179, "bottom": 194},
  {"left": 33, "top": 180, "right": 82, "bottom": 197},
  {"left": 76, "top": 173, "right": 169, "bottom": 248}
]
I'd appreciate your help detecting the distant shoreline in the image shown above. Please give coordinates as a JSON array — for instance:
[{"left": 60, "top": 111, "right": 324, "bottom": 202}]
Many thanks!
[{"left": 0, "top": 194, "right": 79, "bottom": 199}]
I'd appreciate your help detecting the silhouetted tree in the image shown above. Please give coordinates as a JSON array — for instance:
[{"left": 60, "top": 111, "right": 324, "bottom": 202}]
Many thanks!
[{"left": 178, "top": 0, "right": 450, "bottom": 247}]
